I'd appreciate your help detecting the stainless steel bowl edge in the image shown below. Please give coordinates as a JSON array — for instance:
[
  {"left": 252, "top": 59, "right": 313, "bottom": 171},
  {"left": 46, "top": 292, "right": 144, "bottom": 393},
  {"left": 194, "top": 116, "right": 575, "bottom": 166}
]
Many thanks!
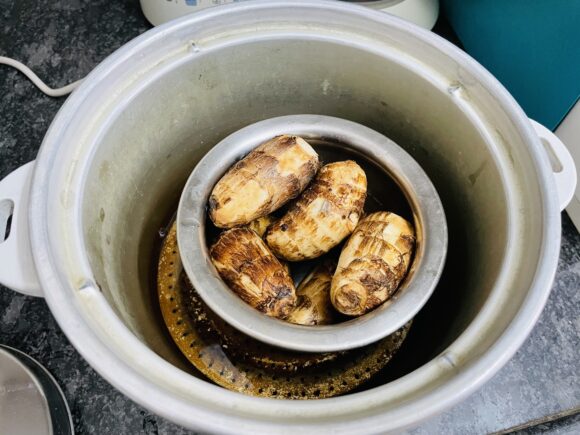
[{"left": 177, "top": 114, "right": 448, "bottom": 352}]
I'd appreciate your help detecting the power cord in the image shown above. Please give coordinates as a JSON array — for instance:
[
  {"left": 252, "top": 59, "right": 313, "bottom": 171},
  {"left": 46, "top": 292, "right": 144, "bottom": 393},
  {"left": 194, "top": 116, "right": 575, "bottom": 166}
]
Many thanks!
[{"left": 0, "top": 56, "right": 83, "bottom": 97}]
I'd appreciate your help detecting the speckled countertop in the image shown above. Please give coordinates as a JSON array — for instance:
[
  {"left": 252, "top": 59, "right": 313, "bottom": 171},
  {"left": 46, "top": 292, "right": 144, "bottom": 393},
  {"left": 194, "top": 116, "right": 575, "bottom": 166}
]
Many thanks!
[{"left": 1, "top": 1, "right": 579, "bottom": 434}]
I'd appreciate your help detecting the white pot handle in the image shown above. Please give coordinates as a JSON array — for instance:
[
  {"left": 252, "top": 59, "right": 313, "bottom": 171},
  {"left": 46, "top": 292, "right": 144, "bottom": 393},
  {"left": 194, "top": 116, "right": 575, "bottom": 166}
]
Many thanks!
[
  {"left": 0, "top": 161, "right": 42, "bottom": 297},
  {"left": 530, "top": 119, "right": 577, "bottom": 212}
]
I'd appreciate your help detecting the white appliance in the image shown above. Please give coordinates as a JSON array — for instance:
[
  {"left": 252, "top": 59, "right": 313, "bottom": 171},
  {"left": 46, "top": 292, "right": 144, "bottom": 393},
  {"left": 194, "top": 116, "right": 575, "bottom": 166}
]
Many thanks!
[
  {"left": 556, "top": 100, "right": 580, "bottom": 230},
  {"left": 140, "top": 0, "right": 439, "bottom": 29}
]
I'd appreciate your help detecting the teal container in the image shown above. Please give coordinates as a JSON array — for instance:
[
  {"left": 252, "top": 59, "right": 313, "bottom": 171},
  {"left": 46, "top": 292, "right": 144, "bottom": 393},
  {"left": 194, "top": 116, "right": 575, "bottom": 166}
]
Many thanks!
[{"left": 442, "top": 0, "right": 580, "bottom": 130}]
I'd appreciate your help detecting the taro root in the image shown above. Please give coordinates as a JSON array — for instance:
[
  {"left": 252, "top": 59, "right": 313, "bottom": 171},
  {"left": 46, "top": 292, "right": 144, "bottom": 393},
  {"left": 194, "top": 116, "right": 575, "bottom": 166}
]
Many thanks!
[
  {"left": 331, "top": 212, "right": 415, "bottom": 316},
  {"left": 210, "top": 227, "right": 297, "bottom": 319},
  {"left": 209, "top": 135, "right": 319, "bottom": 228},
  {"left": 246, "top": 214, "right": 275, "bottom": 238},
  {"left": 247, "top": 215, "right": 291, "bottom": 274},
  {"left": 266, "top": 161, "right": 367, "bottom": 261},
  {"left": 287, "top": 261, "right": 337, "bottom": 326}
]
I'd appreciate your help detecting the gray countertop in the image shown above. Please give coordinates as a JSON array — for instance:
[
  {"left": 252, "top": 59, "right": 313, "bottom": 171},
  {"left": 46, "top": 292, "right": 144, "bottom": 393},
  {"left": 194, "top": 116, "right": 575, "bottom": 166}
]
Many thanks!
[{"left": 1, "top": 1, "right": 579, "bottom": 433}]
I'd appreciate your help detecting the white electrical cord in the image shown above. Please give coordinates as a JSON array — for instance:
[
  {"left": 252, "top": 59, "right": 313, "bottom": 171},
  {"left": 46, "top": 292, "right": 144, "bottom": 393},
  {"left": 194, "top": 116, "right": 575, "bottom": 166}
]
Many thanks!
[{"left": 0, "top": 56, "right": 83, "bottom": 97}]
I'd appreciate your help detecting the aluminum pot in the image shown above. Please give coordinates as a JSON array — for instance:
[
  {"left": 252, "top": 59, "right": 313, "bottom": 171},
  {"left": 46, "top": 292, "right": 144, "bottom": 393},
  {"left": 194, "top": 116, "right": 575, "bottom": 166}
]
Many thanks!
[{"left": 0, "top": 1, "right": 576, "bottom": 433}]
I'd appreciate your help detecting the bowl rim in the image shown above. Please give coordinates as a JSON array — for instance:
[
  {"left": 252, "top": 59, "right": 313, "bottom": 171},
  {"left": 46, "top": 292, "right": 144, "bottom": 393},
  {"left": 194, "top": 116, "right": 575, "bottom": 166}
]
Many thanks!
[{"left": 177, "top": 114, "right": 448, "bottom": 352}]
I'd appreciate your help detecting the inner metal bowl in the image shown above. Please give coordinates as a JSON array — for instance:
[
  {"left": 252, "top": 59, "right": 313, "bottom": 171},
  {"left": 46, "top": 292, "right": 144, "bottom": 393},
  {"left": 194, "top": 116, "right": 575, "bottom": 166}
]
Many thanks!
[{"left": 177, "top": 115, "right": 447, "bottom": 352}]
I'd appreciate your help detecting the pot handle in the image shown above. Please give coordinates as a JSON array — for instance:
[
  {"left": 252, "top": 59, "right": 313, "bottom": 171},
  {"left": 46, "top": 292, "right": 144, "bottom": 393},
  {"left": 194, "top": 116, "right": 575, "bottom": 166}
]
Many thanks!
[
  {"left": 0, "top": 161, "right": 42, "bottom": 297},
  {"left": 530, "top": 119, "right": 577, "bottom": 212}
]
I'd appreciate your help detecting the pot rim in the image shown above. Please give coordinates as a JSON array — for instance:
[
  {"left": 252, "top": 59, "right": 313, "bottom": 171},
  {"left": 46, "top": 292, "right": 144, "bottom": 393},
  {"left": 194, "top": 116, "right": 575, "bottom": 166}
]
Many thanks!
[{"left": 28, "top": 1, "right": 561, "bottom": 433}]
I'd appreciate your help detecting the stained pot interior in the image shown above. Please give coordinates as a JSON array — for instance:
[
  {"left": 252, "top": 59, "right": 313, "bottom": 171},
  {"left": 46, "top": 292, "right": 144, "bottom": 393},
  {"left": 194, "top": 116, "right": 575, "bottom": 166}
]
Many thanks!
[{"left": 82, "top": 39, "right": 509, "bottom": 382}]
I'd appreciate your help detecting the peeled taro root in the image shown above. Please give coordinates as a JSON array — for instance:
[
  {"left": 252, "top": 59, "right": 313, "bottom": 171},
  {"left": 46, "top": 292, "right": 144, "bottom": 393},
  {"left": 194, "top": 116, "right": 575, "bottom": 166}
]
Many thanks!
[
  {"left": 210, "top": 227, "right": 297, "bottom": 319},
  {"left": 209, "top": 135, "right": 319, "bottom": 229},
  {"left": 331, "top": 212, "right": 415, "bottom": 316},
  {"left": 287, "top": 261, "right": 337, "bottom": 326},
  {"left": 266, "top": 161, "right": 367, "bottom": 261}
]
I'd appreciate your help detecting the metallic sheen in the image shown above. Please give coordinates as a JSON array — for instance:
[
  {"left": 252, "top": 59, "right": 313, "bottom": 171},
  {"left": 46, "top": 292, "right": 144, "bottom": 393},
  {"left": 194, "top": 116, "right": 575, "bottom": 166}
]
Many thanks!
[
  {"left": 178, "top": 115, "right": 448, "bottom": 352},
  {"left": 23, "top": 1, "right": 562, "bottom": 432}
]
